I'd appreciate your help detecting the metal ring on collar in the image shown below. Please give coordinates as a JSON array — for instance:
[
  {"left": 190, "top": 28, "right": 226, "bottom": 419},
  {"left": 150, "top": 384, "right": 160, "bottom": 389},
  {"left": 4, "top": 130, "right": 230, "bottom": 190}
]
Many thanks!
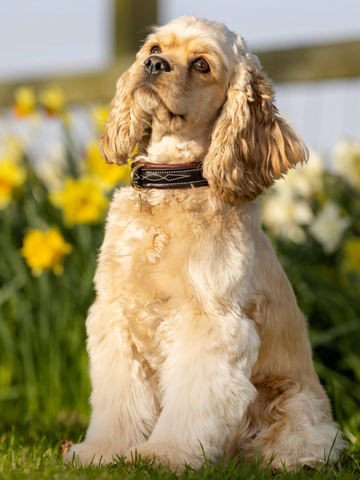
[{"left": 130, "top": 163, "right": 145, "bottom": 191}]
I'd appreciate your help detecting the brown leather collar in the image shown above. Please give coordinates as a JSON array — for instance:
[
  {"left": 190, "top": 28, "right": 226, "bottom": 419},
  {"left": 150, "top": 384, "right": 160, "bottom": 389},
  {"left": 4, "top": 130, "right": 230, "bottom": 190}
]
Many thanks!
[{"left": 130, "top": 161, "right": 209, "bottom": 191}]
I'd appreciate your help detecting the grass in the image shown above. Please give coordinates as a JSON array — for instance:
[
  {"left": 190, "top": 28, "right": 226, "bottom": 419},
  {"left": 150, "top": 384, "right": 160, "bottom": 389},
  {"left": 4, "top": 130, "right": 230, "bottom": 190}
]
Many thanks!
[
  {"left": 1, "top": 414, "right": 360, "bottom": 480},
  {"left": 0, "top": 407, "right": 360, "bottom": 480}
]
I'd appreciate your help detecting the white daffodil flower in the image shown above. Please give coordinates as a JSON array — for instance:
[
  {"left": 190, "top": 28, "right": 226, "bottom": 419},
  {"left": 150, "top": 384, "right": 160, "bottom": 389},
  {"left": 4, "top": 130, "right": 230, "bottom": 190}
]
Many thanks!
[
  {"left": 333, "top": 139, "right": 360, "bottom": 189},
  {"left": 309, "top": 201, "right": 351, "bottom": 254}
]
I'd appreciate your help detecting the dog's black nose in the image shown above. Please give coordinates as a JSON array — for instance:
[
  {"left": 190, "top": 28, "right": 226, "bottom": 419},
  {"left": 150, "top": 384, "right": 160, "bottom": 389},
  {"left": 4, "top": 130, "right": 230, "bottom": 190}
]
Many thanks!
[{"left": 144, "top": 55, "right": 171, "bottom": 75}]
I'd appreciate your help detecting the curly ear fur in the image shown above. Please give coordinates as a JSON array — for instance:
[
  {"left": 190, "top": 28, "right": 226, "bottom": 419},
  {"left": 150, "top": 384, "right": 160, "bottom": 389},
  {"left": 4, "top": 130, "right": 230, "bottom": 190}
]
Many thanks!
[
  {"left": 99, "top": 69, "right": 145, "bottom": 165},
  {"left": 203, "top": 59, "right": 308, "bottom": 203}
]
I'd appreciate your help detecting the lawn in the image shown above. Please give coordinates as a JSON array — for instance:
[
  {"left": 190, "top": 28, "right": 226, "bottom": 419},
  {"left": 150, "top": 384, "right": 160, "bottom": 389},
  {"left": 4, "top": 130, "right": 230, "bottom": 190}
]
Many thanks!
[{"left": 1, "top": 413, "right": 360, "bottom": 480}]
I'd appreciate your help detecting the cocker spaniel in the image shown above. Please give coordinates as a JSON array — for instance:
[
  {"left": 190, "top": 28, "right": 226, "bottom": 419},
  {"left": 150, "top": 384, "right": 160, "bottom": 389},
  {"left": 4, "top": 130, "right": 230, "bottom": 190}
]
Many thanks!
[{"left": 64, "top": 15, "right": 344, "bottom": 470}]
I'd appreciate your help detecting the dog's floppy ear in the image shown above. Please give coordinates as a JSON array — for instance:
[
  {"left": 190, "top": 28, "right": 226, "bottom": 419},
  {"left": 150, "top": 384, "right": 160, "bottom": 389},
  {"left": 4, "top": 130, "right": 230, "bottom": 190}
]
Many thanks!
[
  {"left": 203, "top": 55, "right": 308, "bottom": 203},
  {"left": 99, "top": 68, "right": 145, "bottom": 165}
]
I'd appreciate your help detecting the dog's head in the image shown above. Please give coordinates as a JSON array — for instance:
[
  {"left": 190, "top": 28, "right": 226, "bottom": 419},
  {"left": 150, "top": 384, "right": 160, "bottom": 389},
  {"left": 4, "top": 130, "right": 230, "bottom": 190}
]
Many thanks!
[{"left": 99, "top": 16, "right": 307, "bottom": 203}]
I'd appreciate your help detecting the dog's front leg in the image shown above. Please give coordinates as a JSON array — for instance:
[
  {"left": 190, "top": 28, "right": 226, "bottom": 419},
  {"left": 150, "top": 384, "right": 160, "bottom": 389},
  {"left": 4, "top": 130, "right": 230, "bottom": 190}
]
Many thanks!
[
  {"left": 126, "top": 312, "right": 260, "bottom": 470},
  {"left": 63, "top": 300, "right": 159, "bottom": 466}
]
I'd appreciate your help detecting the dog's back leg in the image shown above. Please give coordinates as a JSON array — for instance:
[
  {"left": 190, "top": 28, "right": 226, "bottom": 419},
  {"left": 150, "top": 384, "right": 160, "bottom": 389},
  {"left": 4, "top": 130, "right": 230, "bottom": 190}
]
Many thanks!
[{"left": 226, "top": 375, "right": 345, "bottom": 470}]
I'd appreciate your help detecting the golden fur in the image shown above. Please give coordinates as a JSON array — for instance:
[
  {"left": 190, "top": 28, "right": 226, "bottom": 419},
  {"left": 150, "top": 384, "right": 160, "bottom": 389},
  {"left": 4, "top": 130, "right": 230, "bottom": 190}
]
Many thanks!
[{"left": 64, "top": 16, "right": 344, "bottom": 471}]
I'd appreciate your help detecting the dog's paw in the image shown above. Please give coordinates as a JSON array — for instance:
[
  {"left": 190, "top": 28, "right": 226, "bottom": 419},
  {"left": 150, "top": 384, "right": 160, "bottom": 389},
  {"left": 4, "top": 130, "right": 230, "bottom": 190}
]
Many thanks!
[
  {"left": 59, "top": 439, "right": 74, "bottom": 456},
  {"left": 63, "top": 442, "right": 119, "bottom": 466},
  {"left": 125, "top": 442, "right": 204, "bottom": 471}
]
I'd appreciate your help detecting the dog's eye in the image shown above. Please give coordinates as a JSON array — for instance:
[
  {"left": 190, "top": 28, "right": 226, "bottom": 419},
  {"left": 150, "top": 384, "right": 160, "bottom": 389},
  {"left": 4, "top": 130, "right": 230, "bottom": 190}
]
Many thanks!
[
  {"left": 194, "top": 58, "right": 210, "bottom": 73},
  {"left": 151, "top": 45, "right": 162, "bottom": 55}
]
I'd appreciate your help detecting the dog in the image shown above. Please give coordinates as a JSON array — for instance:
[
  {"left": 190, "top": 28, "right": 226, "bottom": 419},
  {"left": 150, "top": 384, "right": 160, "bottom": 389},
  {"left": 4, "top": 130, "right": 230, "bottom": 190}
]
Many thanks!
[{"left": 63, "top": 15, "right": 344, "bottom": 471}]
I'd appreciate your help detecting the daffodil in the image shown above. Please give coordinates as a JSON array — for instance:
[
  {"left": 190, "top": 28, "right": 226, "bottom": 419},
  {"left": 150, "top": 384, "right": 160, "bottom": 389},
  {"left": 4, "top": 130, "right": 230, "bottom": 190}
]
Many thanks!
[
  {"left": 309, "top": 202, "right": 350, "bottom": 254},
  {"left": 343, "top": 238, "right": 360, "bottom": 272},
  {"left": 91, "top": 104, "right": 110, "bottom": 134},
  {"left": 13, "top": 86, "right": 36, "bottom": 117},
  {"left": 34, "top": 142, "right": 67, "bottom": 190},
  {"left": 0, "top": 157, "right": 26, "bottom": 209},
  {"left": 334, "top": 139, "right": 360, "bottom": 189},
  {"left": 2, "top": 137, "right": 24, "bottom": 162},
  {"left": 21, "top": 228, "right": 72, "bottom": 276},
  {"left": 286, "top": 150, "right": 324, "bottom": 198},
  {"left": 38, "top": 85, "right": 65, "bottom": 115},
  {"left": 262, "top": 191, "right": 313, "bottom": 244},
  {"left": 50, "top": 176, "right": 108, "bottom": 225},
  {"left": 266, "top": 150, "right": 324, "bottom": 200},
  {"left": 85, "top": 141, "right": 131, "bottom": 189},
  {"left": 261, "top": 150, "right": 325, "bottom": 244}
]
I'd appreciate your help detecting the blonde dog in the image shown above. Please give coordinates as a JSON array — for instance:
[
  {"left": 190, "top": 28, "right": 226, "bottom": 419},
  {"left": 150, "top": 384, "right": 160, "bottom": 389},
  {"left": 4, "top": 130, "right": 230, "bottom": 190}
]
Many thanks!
[{"left": 64, "top": 16, "right": 344, "bottom": 470}]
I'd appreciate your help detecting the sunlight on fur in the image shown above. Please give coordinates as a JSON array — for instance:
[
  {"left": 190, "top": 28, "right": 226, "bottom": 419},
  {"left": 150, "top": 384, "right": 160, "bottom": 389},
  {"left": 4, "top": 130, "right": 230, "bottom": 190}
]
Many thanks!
[{"left": 63, "top": 15, "right": 345, "bottom": 471}]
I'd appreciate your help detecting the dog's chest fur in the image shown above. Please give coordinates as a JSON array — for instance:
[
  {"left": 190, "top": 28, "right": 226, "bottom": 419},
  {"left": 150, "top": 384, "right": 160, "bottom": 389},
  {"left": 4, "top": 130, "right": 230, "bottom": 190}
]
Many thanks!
[{"left": 94, "top": 187, "right": 260, "bottom": 372}]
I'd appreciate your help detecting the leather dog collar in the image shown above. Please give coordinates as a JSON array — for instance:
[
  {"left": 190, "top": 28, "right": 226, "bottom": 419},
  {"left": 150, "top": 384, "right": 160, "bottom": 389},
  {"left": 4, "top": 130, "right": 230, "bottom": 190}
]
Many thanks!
[{"left": 130, "top": 161, "right": 209, "bottom": 191}]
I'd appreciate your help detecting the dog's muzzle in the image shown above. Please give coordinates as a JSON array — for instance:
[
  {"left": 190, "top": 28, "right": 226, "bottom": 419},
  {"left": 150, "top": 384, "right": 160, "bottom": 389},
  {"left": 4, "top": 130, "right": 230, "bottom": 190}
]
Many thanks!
[{"left": 130, "top": 162, "right": 209, "bottom": 190}]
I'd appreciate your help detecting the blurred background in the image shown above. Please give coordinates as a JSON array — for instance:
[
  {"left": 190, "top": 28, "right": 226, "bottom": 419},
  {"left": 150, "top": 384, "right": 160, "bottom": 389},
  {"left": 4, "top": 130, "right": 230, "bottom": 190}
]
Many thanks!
[{"left": 0, "top": 0, "right": 359, "bottom": 456}]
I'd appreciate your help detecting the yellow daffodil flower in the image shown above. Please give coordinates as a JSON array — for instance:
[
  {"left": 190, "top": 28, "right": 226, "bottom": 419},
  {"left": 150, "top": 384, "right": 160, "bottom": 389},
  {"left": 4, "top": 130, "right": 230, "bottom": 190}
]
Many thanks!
[
  {"left": 343, "top": 238, "right": 360, "bottom": 272},
  {"left": 132, "top": 143, "right": 139, "bottom": 157},
  {"left": 0, "top": 157, "right": 26, "bottom": 209},
  {"left": 86, "top": 141, "right": 131, "bottom": 189},
  {"left": 13, "top": 86, "right": 36, "bottom": 117},
  {"left": 50, "top": 176, "right": 108, "bottom": 225},
  {"left": 39, "top": 85, "right": 65, "bottom": 115},
  {"left": 91, "top": 104, "right": 110, "bottom": 134},
  {"left": 21, "top": 228, "right": 72, "bottom": 276}
]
